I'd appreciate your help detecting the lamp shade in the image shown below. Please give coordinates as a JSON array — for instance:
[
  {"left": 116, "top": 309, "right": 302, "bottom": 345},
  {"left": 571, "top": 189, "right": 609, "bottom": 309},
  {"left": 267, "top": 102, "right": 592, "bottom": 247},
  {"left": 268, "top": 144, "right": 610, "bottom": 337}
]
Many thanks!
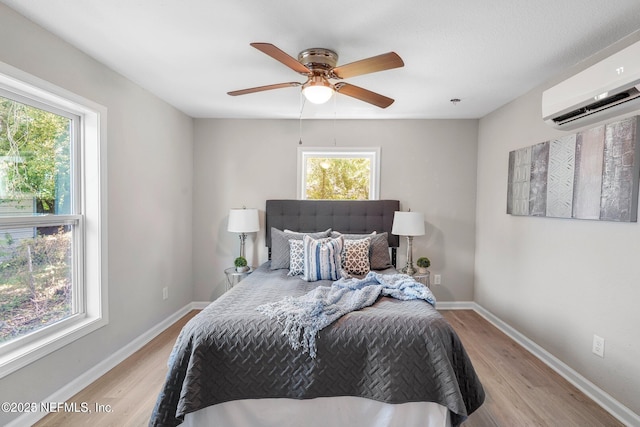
[
  {"left": 303, "top": 85, "right": 333, "bottom": 104},
  {"left": 228, "top": 208, "right": 259, "bottom": 233},
  {"left": 302, "top": 76, "right": 334, "bottom": 104},
  {"left": 391, "top": 211, "right": 425, "bottom": 236}
]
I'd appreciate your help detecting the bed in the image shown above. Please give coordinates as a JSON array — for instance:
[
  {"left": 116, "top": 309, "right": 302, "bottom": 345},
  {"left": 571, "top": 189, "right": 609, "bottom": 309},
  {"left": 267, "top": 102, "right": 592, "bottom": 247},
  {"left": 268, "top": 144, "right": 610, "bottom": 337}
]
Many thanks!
[{"left": 149, "top": 199, "right": 484, "bottom": 427}]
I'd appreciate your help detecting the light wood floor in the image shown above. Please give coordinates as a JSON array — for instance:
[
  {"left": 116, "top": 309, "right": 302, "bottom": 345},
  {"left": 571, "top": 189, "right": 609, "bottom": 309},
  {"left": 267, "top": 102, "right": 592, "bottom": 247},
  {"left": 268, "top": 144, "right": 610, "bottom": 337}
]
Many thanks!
[
  {"left": 34, "top": 309, "right": 623, "bottom": 427},
  {"left": 34, "top": 310, "right": 198, "bottom": 427},
  {"left": 441, "top": 310, "right": 623, "bottom": 427}
]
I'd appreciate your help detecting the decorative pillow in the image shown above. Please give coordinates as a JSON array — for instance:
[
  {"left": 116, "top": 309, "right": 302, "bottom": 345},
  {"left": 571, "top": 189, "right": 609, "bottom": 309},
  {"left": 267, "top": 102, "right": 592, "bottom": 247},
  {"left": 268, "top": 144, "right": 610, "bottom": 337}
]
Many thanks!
[
  {"left": 287, "top": 239, "right": 305, "bottom": 276},
  {"left": 270, "top": 228, "right": 331, "bottom": 270},
  {"left": 331, "top": 231, "right": 393, "bottom": 270},
  {"left": 369, "top": 232, "right": 393, "bottom": 270},
  {"left": 342, "top": 238, "right": 371, "bottom": 275},
  {"left": 302, "top": 235, "right": 344, "bottom": 282}
]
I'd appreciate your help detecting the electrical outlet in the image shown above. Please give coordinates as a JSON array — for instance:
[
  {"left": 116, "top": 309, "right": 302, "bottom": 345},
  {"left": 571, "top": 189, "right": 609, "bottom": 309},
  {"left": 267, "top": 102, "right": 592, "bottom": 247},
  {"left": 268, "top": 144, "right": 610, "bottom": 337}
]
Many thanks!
[
  {"left": 592, "top": 335, "right": 605, "bottom": 358},
  {"left": 162, "top": 287, "right": 168, "bottom": 300},
  {"left": 434, "top": 274, "right": 441, "bottom": 285}
]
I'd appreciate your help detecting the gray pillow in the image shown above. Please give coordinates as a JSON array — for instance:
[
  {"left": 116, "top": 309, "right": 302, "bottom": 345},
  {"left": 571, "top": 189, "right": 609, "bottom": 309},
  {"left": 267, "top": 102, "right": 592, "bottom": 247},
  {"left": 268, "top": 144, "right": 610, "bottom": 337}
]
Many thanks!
[
  {"left": 369, "top": 232, "right": 393, "bottom": 270},
  {"left": 331, "top": 231, "right": 393, "bottom": 270},
  {"left": 270, "top": 227, "right": 331, "bottom": 269}
]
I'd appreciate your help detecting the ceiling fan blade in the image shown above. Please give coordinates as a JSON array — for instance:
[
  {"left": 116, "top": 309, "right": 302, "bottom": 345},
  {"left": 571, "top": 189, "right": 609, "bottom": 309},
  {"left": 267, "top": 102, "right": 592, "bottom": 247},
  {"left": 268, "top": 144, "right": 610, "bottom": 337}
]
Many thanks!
[
  {"left": 332, "top": 52, "right": 404, "bottom": 79},
  {"left": 227, "top": 82, "right": 302, "bottom": 96},
  {"left": 250, "top": 43, "right": 311, "bottom": 75},
  {"left": 334, "top": 82, "right": 394, "bottom": 108}
]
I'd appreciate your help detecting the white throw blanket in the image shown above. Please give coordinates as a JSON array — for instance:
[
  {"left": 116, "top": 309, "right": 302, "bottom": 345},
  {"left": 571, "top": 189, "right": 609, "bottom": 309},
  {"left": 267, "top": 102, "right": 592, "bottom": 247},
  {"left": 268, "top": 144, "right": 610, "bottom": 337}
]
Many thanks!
[{"left": 256, "top": 272, "right": 436, "bottom": 358}]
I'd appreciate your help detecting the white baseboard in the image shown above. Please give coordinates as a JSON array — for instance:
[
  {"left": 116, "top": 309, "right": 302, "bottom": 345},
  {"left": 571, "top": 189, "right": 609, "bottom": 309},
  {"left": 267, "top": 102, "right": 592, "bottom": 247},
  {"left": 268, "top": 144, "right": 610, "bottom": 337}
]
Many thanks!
[
  {"left": 471, "top": 303, "right": 640, "bottom": 427},
  {"left": 6, "top": 302, "right": 201, "bottom": 427},
  {"left": 435, "top": 301, "right": 475, "bottom": 310},
  {"left": 191, "top": 301, "right": 211, "bottom": 309}
]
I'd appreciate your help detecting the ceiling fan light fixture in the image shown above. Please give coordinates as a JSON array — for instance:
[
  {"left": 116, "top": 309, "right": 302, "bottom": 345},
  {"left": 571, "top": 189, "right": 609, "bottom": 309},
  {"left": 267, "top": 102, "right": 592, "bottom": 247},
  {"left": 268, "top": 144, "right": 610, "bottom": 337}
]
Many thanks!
[
  {"left": 229, "top": 43, "right": 404, "bottom": 108},
  {"left": 302, "top": 76, "right": 334, "bottom": 104}
]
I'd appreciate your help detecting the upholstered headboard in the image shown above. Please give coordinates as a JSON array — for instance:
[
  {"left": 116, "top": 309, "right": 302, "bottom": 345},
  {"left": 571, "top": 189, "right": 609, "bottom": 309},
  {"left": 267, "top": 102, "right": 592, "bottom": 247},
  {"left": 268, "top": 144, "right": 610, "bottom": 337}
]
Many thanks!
[{"left": 265, "top": 199, "right": 400, "bottom": 249}]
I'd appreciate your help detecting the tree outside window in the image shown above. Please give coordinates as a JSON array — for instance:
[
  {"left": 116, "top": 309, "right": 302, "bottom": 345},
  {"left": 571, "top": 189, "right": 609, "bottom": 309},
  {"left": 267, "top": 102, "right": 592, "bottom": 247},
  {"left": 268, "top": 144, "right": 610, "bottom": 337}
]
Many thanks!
[
  {"left": 298, "top": 148, "right": 380, "bottom": 200},
  {"left": 0, "top": 94, "right": 75, "bottom": 345}
]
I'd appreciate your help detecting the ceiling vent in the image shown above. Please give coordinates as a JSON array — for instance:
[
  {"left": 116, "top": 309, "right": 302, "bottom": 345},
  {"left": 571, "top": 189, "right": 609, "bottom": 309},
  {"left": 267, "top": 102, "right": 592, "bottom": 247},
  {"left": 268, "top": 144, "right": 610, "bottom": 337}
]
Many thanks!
[{"left": 542, "top": 40, "right": 640, "bottom": 130}]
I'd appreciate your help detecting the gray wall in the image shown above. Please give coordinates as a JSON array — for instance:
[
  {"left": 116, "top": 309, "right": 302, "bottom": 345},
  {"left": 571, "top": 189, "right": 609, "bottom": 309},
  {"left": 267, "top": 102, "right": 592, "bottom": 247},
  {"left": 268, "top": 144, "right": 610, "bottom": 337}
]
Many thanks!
[
  {"left": 193, "top": 119, "right": 479, "bottom": 302},
  {"left": 0, "top": 5, "right": 194, "bottom": 425},
  {"left": 475, "top": 33, "right": 640, "bottom": 415}
]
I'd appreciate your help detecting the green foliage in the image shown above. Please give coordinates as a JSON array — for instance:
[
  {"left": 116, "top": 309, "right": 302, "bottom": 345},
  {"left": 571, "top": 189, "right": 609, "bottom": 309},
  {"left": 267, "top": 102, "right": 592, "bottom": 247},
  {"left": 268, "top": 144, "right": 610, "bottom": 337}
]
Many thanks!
[
  {"left": 305, "top": 157, "right": 370, "bottom": 200},
  {"left": 416, "top": 257, "right": 431, "bottom": 268},
  {"left": 234, "top": 256, "right": 247, "bottom": 267},
  {"left": 0, "top": 95, "right": 71, "bottom": 213},
  {"left": 0, "top": 227, "right": 72, "bottom": 343},
  {"left": 0, "top": 90, "right": 75, "bottom": 343}
]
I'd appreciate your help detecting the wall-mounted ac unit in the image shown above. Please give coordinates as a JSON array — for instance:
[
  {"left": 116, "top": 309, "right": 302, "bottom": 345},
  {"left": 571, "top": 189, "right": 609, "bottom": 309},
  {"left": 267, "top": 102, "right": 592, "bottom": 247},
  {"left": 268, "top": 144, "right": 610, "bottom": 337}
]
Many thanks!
[{"left": 542, "top": 40, "right": 640, "bottom": 130}]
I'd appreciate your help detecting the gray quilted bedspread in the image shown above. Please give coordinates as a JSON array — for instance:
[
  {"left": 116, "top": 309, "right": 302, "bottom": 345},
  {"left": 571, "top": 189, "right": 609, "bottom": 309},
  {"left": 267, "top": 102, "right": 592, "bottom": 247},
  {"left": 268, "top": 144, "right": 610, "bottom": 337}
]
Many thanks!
[{"left": 149, "top": 264, "right": 485, "bottom": 427}]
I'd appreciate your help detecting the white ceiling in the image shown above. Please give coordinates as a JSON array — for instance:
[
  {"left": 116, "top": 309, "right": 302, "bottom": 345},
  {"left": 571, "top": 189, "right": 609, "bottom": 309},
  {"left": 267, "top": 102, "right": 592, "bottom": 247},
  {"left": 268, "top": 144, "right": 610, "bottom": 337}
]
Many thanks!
[{"left": 3, "top": 0, "right": 640, "bottom": 119}]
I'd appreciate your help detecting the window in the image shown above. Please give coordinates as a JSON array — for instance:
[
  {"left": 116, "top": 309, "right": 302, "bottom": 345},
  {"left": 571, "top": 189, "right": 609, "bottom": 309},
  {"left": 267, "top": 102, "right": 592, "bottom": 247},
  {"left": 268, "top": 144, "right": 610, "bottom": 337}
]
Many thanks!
[
  {"left": 0, "top": 65, "right": 106, "bottom": 378},
  {"left": 297, "top": 147, "right": 380, "bottom": 200}
]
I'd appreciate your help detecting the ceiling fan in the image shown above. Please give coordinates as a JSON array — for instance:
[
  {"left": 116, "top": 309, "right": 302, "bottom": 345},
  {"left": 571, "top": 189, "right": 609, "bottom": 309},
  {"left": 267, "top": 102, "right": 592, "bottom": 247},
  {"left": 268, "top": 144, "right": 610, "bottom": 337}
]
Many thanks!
[{"left": 228, "top": 43, "right": 404, "bottom": 108}]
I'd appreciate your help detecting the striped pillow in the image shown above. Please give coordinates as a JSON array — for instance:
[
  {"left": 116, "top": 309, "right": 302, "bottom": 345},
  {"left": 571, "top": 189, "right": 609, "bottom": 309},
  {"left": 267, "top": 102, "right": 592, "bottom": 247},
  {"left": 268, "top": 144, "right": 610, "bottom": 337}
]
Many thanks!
[{"left": 302, "top": 235, "right": 344, "bottom": 282}]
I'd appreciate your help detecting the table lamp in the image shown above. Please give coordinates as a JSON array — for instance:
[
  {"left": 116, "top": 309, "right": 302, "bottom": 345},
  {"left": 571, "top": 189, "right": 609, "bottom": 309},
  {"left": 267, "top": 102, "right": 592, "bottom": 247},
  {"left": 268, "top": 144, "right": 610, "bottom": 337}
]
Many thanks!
[
  {"left": 228, "top": 208, "right": 259, "bottom": 259},
  {"left": 391, "top": 211, "right": 425, "bottom": 275}
]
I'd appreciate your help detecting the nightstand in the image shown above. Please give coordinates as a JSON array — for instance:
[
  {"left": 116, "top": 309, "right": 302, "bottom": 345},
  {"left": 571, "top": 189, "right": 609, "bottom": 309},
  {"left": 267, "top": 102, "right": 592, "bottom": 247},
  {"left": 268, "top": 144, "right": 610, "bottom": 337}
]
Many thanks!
[
  {"left": 224, "top": 267, "right": 253, "bottom": 291},
  {"left": 413, "top": 271, "right": 431, "bottom": 288}
]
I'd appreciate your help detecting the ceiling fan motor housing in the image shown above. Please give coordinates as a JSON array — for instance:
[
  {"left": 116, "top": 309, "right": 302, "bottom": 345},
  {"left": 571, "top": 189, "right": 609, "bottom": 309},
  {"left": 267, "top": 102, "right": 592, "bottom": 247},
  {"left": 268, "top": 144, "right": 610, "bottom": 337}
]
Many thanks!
[{"left": 298, "top": 48, "right": 339, "bottom": 73}]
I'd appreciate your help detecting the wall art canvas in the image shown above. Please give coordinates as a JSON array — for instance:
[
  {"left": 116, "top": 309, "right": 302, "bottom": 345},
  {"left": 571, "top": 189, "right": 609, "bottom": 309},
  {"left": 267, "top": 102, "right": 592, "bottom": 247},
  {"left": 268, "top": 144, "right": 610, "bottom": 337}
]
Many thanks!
[{"left": 507, "top": 116, "right": 640, "bottom": 222}]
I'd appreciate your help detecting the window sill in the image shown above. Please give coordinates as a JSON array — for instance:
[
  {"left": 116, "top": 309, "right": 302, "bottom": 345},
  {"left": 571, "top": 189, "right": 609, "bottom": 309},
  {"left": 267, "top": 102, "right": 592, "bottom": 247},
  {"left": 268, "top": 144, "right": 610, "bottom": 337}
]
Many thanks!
[{"left": 0, "top": 315, "right": 108, "bottom": 379}]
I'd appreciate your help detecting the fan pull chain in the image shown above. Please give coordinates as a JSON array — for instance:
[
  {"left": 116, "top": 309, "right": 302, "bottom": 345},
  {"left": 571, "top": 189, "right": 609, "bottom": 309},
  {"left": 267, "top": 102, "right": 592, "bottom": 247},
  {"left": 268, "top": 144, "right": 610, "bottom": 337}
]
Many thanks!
[
  {"left": 298, "top": 92, "right": 306, "bottom": 145},
  {"left": 333, "top": 92, "right": 338, "bottom": 146}
]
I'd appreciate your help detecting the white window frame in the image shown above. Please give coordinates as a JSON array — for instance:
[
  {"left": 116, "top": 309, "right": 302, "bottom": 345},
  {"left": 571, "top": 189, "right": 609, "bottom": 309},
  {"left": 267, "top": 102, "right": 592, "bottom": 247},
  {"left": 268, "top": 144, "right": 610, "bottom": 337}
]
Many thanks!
[
  {"left": 0, "top": 61, "right": 108, "bottom": 379},
  {"left": 297, "top": 147, "right": 380, "bottom": 200}
]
